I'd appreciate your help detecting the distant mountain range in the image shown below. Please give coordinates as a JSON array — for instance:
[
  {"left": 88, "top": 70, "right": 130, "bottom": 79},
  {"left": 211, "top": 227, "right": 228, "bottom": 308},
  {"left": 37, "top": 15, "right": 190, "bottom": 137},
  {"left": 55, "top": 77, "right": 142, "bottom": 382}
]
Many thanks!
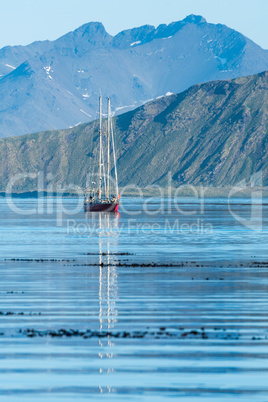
[
  {"left": 0, "top": 14, "right": 268, "bottom": 138},
  {"left": 0, "top": 70, "right": 267, "bottom": 192}
]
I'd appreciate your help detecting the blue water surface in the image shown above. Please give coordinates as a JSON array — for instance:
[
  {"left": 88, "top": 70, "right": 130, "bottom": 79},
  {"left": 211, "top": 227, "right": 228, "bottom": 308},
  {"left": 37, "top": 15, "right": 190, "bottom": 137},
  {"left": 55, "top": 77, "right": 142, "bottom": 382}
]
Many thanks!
[{"left": 0, "top": 197, "right": 268, "bottom": 401}]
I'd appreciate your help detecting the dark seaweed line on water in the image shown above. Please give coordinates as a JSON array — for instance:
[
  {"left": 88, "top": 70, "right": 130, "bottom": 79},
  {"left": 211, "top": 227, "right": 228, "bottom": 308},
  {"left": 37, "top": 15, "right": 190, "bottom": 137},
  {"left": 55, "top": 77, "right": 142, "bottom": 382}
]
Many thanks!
[
  {"left": 0, "top": 327, "right": 266, "bottom": 341},
  {"left": 0, "top": 311, "right": 41, "bottom": 316},
  {"left": 83, "top": 252, "right": 134, "bottom": 256},
  {"left": 69, "top": 261, "right": 268, "bottom": 268},
  {"left": 3, "top": 259, "right": 268, "bottom": 268},
  {"left": 1, "top": 291, "right": 25, "bottom": 294},
  {"left": 4, "top": 259, "right": 76, "bottom": 262},
  {"left": 72, "top": 262, "right": 185, "bottom": 268}
]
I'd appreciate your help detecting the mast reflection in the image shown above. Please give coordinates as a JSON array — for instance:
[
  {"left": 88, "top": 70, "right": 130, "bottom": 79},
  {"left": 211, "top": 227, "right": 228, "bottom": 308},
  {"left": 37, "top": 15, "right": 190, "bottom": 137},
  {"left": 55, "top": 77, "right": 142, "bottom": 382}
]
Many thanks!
[{"left": 85, "top": 212, "right": 120, "bottom": 394}]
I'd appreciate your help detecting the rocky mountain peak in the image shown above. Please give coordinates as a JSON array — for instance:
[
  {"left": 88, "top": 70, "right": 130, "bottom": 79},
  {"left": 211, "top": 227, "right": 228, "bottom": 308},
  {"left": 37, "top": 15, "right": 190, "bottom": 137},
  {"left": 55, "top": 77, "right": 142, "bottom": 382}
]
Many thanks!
[
  {"left": 183, "top": 14, "right": 207, "bottom": 24},
  {"left": 56, "top": 21, "right": 111, "bottom": 48}
]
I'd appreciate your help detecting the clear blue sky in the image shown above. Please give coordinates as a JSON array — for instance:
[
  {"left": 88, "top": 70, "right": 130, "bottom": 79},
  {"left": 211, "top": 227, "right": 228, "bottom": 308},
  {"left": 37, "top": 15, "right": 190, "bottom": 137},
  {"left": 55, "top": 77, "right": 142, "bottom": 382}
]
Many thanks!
[{"left": 1, "top": 0, "right": 268, "bottom": 49}]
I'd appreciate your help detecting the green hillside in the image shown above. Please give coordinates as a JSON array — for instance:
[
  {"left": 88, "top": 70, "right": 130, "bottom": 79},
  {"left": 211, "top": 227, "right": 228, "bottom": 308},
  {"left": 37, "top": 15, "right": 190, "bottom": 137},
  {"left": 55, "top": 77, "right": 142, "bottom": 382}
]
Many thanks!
[{"left": 0, "top": 71, "right": 267, "bottom": 193}]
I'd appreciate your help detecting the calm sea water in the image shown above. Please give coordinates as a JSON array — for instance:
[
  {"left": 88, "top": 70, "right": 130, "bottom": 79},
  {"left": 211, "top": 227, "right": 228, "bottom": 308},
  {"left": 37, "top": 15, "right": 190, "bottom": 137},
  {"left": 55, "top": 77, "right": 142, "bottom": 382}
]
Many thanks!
[{"left": 0, "top": 197, "right": 268, "bottom": 401}]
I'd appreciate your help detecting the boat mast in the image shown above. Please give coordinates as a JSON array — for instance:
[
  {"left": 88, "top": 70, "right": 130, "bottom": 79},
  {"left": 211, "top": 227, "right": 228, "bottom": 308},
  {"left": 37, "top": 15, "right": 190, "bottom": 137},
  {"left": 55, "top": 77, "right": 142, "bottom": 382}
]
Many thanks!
[
  {"left": 106, "top": 98, "right": 110, "bottom": 199},
  {"left": 98, "top": 95, "right": 102, "bottom": 199},
  {"left": 111, "top": 119, "right": 119, "bottom": 197}
]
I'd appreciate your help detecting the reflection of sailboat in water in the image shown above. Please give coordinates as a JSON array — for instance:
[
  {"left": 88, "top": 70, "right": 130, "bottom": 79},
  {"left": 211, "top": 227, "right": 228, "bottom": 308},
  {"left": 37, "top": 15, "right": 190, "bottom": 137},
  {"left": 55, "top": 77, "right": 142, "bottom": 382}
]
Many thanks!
[
  {"left": 84, "top": 96, "right": 120, "bottom": 212},
  {"left": 86, "top": 212, "right": 119, "bottom": 386}
]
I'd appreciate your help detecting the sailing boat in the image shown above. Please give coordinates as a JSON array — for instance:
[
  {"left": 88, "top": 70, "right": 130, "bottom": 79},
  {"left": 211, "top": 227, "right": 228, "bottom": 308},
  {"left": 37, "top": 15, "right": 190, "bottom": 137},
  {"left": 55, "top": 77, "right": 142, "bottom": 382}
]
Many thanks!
[{"left": 84, "top": 96, "right": 120, "bottom": 212}]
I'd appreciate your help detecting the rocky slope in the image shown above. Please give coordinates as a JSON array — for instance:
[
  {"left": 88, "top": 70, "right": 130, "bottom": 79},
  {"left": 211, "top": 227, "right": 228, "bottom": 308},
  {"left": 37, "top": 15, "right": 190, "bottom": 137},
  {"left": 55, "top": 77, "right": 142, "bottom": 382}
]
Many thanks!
[{"left": 0, "top": 71, "right": 267, "bottom": 192}]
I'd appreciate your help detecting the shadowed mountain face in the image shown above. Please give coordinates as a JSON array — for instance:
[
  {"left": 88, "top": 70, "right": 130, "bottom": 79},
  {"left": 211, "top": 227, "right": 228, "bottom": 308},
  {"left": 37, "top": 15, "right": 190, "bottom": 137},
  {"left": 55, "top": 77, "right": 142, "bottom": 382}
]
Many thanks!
[
  {"left": 0, "top": 71, "right": 267, "bottom": 192},
  {"left": 0, "top": 15, "right": 268, "bottom": 139}
]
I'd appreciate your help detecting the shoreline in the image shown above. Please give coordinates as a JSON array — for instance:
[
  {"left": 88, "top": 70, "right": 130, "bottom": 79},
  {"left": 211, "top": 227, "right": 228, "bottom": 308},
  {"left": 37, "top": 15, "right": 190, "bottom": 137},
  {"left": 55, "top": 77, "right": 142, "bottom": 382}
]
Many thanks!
[{"left": 1, "top": 186, "right": 268, "bottom": 198}]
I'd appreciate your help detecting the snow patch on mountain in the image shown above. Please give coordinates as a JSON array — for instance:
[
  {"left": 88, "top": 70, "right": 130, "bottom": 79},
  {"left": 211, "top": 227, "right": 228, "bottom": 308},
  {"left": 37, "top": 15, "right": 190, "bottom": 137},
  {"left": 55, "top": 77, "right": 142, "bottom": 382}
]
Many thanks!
[
  {"left": 5, "top": 64, "right": 15, "bottom": 69},
  {"left": 130, "top": 41, "right": 141, "bottom": 47},
  {"left": 44, "top": 66, "right": 53, "bottom": 79},
  {"left": 0, "top": 14, "right": 268, "bottom": 138}
]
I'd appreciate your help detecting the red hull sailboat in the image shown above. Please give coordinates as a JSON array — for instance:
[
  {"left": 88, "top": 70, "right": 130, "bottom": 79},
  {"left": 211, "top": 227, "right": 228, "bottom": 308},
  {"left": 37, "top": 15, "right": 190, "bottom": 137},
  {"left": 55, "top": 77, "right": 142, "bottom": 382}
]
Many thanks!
[
  {"left": 84, "top": 202, "right": 119, "bottom": 213},
  {"left": 84, "top": 96, "right": 120, "bottom": 212}
]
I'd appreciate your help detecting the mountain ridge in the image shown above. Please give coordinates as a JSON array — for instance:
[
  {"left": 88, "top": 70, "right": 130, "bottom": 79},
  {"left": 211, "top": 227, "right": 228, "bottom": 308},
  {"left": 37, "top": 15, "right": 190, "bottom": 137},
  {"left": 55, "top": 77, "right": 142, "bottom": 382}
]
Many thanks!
[
  {"left": 0, "top": 15, "right": 268, "bottom": 138},
  {"left": 0, "top": 70, "right": 267, "bottom": 192}
]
